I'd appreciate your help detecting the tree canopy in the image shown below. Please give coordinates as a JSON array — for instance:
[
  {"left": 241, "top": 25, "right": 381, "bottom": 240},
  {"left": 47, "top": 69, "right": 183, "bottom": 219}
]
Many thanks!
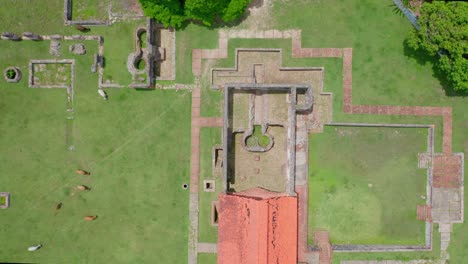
[
  {"left": 139, "top": 0, "right": 252, "bottom": 28},
  {"left": 406, "top": 1, "right": 468, "bottom": 92}
]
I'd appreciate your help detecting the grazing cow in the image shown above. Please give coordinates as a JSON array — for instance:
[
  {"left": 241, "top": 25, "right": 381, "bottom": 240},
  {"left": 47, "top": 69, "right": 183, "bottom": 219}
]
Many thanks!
[
  {"left": 84, "top": 215, "right": 98, "bottom": 221},
  {"left": 75, "top": 25, "right": 90, "bottom": 32},
  {"left": 98, "top": 89, "right": 108, "bottom": 100},
  {"left": 55, "top": 202, "right": 63, "bottom": 210},
  {"left": 77, "top": 185, "right": 90, "bottom": 191},
  {"left": 28, "top": 244, "right": 42, "bottom": 251},
  {"left": 76, "top": 169, "right": 91, "bottom": 175}
]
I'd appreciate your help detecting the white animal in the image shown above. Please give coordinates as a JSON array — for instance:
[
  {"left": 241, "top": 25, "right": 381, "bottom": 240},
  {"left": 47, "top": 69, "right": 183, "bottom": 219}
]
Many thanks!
[
  {"left": 98, "top": 89, "right": 108, "bottom": 100},
  {"left": 28, "top": 244, "right": 42, "bottom": 251}
]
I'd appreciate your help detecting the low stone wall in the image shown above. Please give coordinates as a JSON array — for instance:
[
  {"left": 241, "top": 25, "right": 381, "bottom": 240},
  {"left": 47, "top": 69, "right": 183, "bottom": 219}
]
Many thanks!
[{"left": 63, "top": 0, "right": 110, "bottom": 26}]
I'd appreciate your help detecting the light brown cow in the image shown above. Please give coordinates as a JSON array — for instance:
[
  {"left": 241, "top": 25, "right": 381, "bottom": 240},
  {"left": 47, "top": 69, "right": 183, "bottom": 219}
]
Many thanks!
[
  {"left": 76, "top": 169, "right": 91, "bottom": 175},
  {"left": 76, "top": 185, "right": 90, "bottom": 191},
  {"left": 84, "top": 215, "right": 97, "bottom": 221}
]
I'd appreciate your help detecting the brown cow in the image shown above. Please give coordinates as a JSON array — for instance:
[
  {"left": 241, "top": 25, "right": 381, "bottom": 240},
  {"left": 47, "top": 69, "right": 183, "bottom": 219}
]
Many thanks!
[
  {"left": 75, "top": 25, "right": 90, "bottom": 32},
  {"left": 76, "top": 169, "right": 91, "bottom": 175},
  {"left": 76, "top": 185, "right": 90, "bottom": 191},
  {"left": 84, "top": 215, "right": 98, "bottom": 221}
]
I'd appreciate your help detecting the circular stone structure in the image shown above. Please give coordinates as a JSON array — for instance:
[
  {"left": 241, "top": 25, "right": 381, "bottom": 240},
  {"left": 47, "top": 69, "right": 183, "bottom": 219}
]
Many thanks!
[
  {"left": 182, "top": 183, "right": 188, "bottom": 190},
  {"left": 3, "top": 67, "right": 21, "bottom": 83}
]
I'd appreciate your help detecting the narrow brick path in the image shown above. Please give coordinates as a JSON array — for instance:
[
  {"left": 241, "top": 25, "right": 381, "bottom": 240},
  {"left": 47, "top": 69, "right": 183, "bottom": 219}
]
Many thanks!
[
  {"left": 188, "top": 78, "right": 223, "bottom": 264},
  {"left": 417, "top": 205, "right": 432, "bottom": 222},
  {"left": 190, "top": 87, "right": 201, "bottom": 193},
  {"left": 191, "top": 29, "right": 342, "bottom": 77}
]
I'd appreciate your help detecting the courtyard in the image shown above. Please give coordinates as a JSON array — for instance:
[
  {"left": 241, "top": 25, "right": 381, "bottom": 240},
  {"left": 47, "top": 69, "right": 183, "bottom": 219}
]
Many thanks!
[{"left": 309, "top": 126, "right": 428, "bottom": 245}]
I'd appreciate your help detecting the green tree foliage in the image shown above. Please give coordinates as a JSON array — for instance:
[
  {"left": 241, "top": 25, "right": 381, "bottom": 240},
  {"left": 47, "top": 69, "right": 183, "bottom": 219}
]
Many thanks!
[
  {"left": 139, "top": 0, "right": 186, "bottom": 28},
  {"left": 406, "top": 1, "right": 468, "bottom": 92},
  {"left": 184, "top": 0, "right": 228, "bottom": 26},
  {"left": 139, "top": 0, "right": 252, "bottom": 28}
]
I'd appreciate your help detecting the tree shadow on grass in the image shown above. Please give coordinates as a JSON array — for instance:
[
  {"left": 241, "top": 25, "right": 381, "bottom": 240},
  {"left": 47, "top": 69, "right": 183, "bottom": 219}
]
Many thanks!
[{"left": 403, "top": 40, "right": 467, "bottom": 97}]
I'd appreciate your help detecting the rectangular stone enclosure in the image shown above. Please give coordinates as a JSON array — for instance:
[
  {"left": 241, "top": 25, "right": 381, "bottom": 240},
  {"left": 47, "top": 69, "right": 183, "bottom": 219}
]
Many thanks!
[{"left": 0, "top": 192, "right": 10, "bottom": 209}]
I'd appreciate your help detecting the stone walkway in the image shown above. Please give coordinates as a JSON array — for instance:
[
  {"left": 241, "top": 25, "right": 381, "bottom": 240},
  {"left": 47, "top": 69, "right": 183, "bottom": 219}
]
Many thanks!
[{"left": 197, "top": 242, "right": 218, "bottom": 253}]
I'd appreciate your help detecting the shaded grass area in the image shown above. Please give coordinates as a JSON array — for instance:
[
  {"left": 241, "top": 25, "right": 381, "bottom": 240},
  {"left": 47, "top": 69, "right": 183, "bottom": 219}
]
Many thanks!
[
  {"left": 198, "top": 253, "right": 217, "bottom": 264},
  {"left": 309, "top": 126, "right": 427, "bottom": 245},
  {"left": 198, "top": 128, "right": 222, "bottom": 243}
]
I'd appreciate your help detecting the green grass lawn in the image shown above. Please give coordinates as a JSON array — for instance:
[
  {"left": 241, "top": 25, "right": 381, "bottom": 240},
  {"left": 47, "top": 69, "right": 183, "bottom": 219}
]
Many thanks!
[
  {"left": 198, "top": 128, "right": 222, "bottom": 243},
  {"left": 72, "top": 0, "right": 110, "bottom": 21},
  {"left": 0, "top": 16, "right": 192, "bottom": 263},
  {"left": 0, "top": 83, "right": 192, "bottom": 263},
  {"left": 198, "top": 253, "right": 217, "bottom": 264},
  {"left": 309, "top": 126, "right": 428, "bottom": 245}
]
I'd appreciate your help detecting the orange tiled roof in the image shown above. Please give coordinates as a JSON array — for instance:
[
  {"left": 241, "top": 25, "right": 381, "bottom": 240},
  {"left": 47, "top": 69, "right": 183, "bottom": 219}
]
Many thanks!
[{"left": 218, "top": 188, "right": 298, "bottom": 264}]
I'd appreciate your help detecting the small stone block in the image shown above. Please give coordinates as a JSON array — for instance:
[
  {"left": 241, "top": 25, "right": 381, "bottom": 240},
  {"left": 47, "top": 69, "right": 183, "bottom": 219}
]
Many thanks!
[
  {"left": 203, "top": 180, "right": 215, "bottom": 192},
  {"left": 254, "top": 155, "right": 260, "bottom": 161}
]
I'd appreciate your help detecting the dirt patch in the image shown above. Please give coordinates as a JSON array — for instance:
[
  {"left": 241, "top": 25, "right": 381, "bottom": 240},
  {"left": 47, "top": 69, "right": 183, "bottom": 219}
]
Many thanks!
[
  {"left": 242, "top": 0, "right": 273, "bottom": 30},
  {"left": 229, "top": 126, "right": 287, "bottom": 192}
]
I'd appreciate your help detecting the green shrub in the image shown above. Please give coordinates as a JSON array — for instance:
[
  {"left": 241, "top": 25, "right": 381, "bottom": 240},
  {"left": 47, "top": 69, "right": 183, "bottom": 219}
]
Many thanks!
[{"left": 6, "top": 69, "right": 16, "bottom": 79}]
